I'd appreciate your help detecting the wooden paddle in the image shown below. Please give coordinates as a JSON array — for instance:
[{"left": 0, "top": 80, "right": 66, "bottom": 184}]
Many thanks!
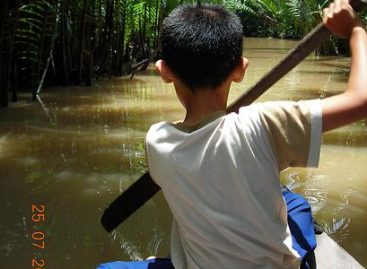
[{"left": 101, "top": 0, "right": 367, "bottom": 232}]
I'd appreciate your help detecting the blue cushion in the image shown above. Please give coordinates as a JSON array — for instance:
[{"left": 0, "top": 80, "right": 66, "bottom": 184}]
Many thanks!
[
  {"left": 97, "top": 258, "right": 174, "bottom": 269},
  {"left": 283, "top": 188, "right": 317, "bottom": 259}
]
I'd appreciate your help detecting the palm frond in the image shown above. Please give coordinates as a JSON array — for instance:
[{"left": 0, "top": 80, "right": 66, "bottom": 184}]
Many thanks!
[{"left": 16, "top": 0, "right": 58, "bottom": 87}]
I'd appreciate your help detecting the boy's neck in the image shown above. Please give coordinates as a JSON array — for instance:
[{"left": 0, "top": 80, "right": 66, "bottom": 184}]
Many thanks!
[{"left": 179, "top": 83, "right": 230, "bottom": 125}]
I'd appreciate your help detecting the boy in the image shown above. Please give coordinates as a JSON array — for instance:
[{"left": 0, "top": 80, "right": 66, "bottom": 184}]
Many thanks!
[
  {"left": 97, "top": 1, "right": 366, "bottom": 269},
  {"left": 144, "top": 1, "right": 367, "bottom": 269}
]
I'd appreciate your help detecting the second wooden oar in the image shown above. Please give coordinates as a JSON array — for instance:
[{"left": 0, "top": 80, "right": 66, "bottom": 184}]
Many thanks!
[{"left": 101, "top": 0, "right": 367, "bottom": 233}]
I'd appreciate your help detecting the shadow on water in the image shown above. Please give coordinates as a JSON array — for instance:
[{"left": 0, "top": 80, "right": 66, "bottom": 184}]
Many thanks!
[{"left": 1, "top": 37, "right": 366, "bottom": 268}]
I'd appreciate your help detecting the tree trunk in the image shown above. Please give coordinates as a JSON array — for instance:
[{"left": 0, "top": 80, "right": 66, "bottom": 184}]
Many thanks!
[
  {"left": 0, "top": 1, "right": 8, "bottom": 107},
  {"left": 106, "top": 0, "right": 114, "bottom": 77},
  {"left": 117, "top": 1, "right": 126, "bottom": 75},
  {"left": 153, "top": 0, "right": 160, "bottom": 49},
  {"left": 34, "top": 5, "right": 50, "bottom": 100},
  {"left": 77, "top": 0, "right": 88, "bottom": 84},
  {"left": 0, "top": 0, "right": 16, "bottom": 107},
  {"left": 85, "top": 2, "right": 95, "bottom": 86},
  {"left": 61, "top": 0, "right": 71, "bottom": 86},
  {"left": 143, "top": 1, "right": 147, "bottom": 57},
  {"left": 9, "top": 0, "right": 19, "bottom": 102},
  {"left": 12, "top": 59, "right": 17, "bottom": 102}
]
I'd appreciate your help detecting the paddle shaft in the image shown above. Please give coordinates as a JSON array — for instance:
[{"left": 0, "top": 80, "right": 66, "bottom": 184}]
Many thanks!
[
  {"left": 101, "top": 0, "right": 367, "bottom": 232},
  {"left": 227, "top": 24, "right": 330, "bottom": 112},
  {"left": 228, "top": 0, "right": 367, "bottom": 112}
]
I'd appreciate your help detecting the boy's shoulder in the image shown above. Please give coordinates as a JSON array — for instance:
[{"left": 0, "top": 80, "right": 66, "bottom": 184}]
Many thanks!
[
  {"left": 251, "top": 99, "right": 322, "bottom": 170},
  {"left": 146, "top": 99, "right": 322, "bottom": 138},
  {"left": 146, "top": 121, "right": 170, "bottom": 139},
  {"left": 236, "top": 99, "right": 321, "bottom": 125}
]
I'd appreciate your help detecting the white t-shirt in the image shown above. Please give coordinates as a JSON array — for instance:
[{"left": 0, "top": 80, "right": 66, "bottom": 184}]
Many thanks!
[{"left": 145, "top": 100, "right": 322, "bottom": 269}]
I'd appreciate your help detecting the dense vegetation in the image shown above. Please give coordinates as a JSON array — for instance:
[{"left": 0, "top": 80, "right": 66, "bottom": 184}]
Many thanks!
[
  {"left": 224, "top": 0, "right": 365, "bottom": 53},
  {"left": 1, "top": 0, "right": 366, "bottom": 107}
]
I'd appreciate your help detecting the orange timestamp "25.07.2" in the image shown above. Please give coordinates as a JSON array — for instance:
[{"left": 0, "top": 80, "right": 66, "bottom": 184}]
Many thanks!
[{"left": 31, "top": 204, "right": 46, "bottom": 269}]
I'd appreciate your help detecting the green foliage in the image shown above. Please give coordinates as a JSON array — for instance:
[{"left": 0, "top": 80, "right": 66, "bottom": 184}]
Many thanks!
[
  {"left": 16, "top": 0, "right": 58, "bottom": 87},
  {"left": 1, "top": 0, "right": 166, "bottom": 96},
  {"left": 222, "top": 0, "right": 322, "bottom": 38},
  {"left": 0, "top": 0, "right": 362, "bottom": 106},
  {"left": 123, "top": 0, "right": 160, "bottom": 52},
  {"left": 221, "top": 0, "right": 351, "bottom": 55}
]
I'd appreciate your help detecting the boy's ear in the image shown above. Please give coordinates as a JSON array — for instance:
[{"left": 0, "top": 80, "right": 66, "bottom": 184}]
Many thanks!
[
  {"left": 231, "top": 57, "right": 249, "bottom": 83},
  {"left": 155, "top": 60, "right": 175, "bottom": 83}
]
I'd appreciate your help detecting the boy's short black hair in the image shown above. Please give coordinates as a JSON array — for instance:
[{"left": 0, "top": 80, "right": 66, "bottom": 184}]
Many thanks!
[{"left": 161, "top": 4, "right": 243, "bottom": 91}]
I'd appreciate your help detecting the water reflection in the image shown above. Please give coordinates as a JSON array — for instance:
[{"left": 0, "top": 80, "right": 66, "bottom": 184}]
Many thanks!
[
  {"left": 281, "top": 143, "right": 367, "bottom": 264},
  {"left": 0, "top": 38, "right": 366, "bottom": 268}
]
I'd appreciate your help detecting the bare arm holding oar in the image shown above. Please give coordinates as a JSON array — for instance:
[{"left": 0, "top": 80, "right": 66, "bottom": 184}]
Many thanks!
[
  {"left": 321, "top": 0, "right": 367, "bottom": 131},
  {"left": 101, "top": 0, "right": 367, "bottom": 233},
  {"left": 227, "top": 0, "right": 367, "bottom": 113}
]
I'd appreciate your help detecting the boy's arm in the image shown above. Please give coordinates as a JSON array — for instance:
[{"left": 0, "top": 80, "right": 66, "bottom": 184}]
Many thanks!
[{"left": 321, "top": 0, "right": 367, "bottom": 132}]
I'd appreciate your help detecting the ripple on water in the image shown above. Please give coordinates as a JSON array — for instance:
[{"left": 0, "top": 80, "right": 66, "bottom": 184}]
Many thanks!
[
  {"left": 323, "top": 217, "right": 351, "bottom": 245},
  {"left": 282, "top": 170, "right": 329, "bottom": 214},
  {"left": 283, "top": 168, "right": 354, "bottom": 246},
  {"left": 111, "top": 230, "right": 144, "bottom": 261}
]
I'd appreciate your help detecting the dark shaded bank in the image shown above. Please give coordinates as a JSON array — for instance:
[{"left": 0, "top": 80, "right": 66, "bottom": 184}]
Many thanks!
[{"left": 0, "top": 0, "right": 165, "bottom": 107}]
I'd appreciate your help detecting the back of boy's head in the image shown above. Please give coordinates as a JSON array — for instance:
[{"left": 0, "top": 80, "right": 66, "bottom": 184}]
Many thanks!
[{"left": 161, "top": 4, "right": 243, "bottom": 91}]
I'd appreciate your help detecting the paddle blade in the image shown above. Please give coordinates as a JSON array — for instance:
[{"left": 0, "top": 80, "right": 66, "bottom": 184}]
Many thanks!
[{"left": 101, "top": 172, "right": 161, "bottom": 232}]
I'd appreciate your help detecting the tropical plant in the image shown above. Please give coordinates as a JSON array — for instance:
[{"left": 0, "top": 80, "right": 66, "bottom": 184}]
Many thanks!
[
  {"left": 1, "top": 0, "right": 168, "bottom": 105},
  {"left": 0, "top": 0, "right": 360, "bottom": 107},
  {"left": 0, "top": 0, "right": 20, "bottom": 107},
  {"left": 16, "top": 0, "right": 58, "bottom": 99},
  {"left": 222, "top": 0, "right": 350, "bottom": 55}
]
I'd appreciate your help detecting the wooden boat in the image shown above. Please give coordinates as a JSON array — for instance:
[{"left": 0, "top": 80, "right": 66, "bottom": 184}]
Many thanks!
[
  {"left": 315, "top": 233, "right": 364, "bottom": 268},
  {"left": 97, "top": 233, "right": 364, "bottom": 269}
]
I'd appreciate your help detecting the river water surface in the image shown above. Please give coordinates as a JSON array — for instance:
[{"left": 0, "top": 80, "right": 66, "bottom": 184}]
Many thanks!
[{"left": 1, "top": 38, "right": 366, "bottom": 268}]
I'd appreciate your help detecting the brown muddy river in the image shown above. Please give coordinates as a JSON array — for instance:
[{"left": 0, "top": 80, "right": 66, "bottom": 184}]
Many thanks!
[{"left": 1, "top": 38, "right": 366, "bottom": 268}]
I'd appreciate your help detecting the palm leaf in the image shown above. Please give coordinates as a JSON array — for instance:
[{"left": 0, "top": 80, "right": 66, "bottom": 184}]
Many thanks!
[{"left": 16, "top": 0, "right": 58, "bottom": 86}]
